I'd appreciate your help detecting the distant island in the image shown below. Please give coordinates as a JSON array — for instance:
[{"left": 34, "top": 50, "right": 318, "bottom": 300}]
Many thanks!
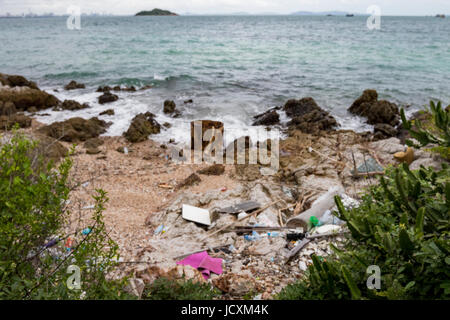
[{"left": 135, "top": 9, "right": 178, "bottom": 16}]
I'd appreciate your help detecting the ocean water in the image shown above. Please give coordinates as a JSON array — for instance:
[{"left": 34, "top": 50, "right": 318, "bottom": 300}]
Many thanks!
[{"left": 0, "top": 15, "right": 449, "bottom": 143}]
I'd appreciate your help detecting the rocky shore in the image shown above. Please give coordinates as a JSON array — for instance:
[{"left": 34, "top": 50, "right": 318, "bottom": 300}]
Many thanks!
[{"left": 0, "top": 72, "right": 444, "bottom": 299}]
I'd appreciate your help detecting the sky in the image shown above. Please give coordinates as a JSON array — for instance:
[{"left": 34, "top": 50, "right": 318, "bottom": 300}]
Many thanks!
[{"left": 0, "top": 0, "right": 449, "bottom": 16}]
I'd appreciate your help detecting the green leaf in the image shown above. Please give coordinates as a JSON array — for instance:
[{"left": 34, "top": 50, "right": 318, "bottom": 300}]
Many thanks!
[{"left": 341, "top": 266, "right": 361, "bottom": 300}]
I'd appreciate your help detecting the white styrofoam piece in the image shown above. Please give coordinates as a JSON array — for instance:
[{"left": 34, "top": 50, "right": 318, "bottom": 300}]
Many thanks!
[{"left": 182, "top": 204, "right": 212, "bottom": 226}]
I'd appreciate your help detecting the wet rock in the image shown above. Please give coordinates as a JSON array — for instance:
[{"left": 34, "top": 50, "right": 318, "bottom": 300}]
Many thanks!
[
  {"left": 83, "top": 137, "right": 104, "bottom": 149},
  {"left": 64, "top": 80, "right": 85, "bottom": 90},
  {"left": 38, "top": 117, "right": 109, "bottom": 142},
  {"left": 283, "top": 98, "right": 337, "bottom": 134},
  {"left": 0, "top": 101, "right": 16, "bottom": 116},
  {"left": 287, "top": 109, "right": 337, "bottom": 135},
  {"left": 98, "top": 92, "right": 118, "bottom": 104},
  {"left": 252, "top": 110, "right": 280, "bottom": 126},
  {"left": 113, "top": 86, "right": 121, "bottom": 91},
  {"left": 96, "top": 86, "right": 112, "bottom": 92},
  {"left": 177, "top": 173, "right": 201, "bottom": 189},
  {"left": 99, "top": 109, "right": 115, "bottom": 116},
  {"left": 163, "top": 100, "right": 176, "bottom": 114},
  {"left": 124, "top": 112, "right": 161, "bottom": 142},
  {"left": 60, "top": 99, "right": 89, "bottom": 111},
  {"left": 348, "top": 90, "right": 399, "bottom": 126},
  {"left": 197, "top": 164, "right": 225, "bottom": 175},
  {"left": 283, "top": 97, "right": 321, "bottom": 118},
  {"left": 0, "top": 114, "right": 32, "bottom": 130},
  {"left": 184, "top": 99, "right": 193, "bottom": 104},
  {"left": 0, "top": 86, "right": 60, "bottom": 111},
  {"left": 0, "top": 73, "right": 38, "bottom": 89}
]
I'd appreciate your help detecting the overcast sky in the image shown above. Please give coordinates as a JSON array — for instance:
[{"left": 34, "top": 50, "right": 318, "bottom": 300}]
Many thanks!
[{"left": 1, "top": 0, "right": 449, "bottom": 16}]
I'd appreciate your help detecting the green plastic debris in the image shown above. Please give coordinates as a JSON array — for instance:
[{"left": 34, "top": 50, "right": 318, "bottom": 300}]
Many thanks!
[{"left": 310, "top": 216, "right": 320, "bottom": 227}]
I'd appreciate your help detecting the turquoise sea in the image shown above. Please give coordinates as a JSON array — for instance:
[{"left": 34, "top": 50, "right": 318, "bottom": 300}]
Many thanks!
[{"left": 0, "top": 15, "right": 449, "bottom": 142}]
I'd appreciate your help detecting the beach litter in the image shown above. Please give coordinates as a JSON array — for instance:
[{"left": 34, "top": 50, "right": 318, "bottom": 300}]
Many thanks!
[
  {"left": 182, "top": 204, "right": 212, "bottom": 226},
  {"left": 176, "top": 251, "right": 223, "bottom": 280}
]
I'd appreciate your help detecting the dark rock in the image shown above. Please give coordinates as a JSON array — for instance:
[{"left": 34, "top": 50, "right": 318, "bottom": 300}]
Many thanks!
[
  {"left": 0, "top": 101, "right": 16, "bottom": 116},
  {"left": 283, "top": 97, "right": 321, "bottom": 118},
  {"left": 252, "top": 110, "right": 280, "bottom": 126},
  {"left": 0, "top": 73, "right": 38, "bottom": 89},
  {"left": 163, "top": 122, "right": 172, "bottom": 128},
  {"left": 374, "top": 123, "right": 397, "bottom": 138},
  {"left": 184, "top": 99, "right": 193, "bottom": 104},
  {"left": 28, "top": 106, "right": 38, "bottom": 113},
  {"left": 287, "top": 109, "right": 337, "bottom": 135},
  {"left": 177, "top": 173, "right": 201, "bottom": 189},
  {"left": 348, "top": 90, "right": 399, "bottom": 126},
  {"left": 113, "top": 86, "right": 121, "bottom": 91},
  {"left": 64, "top": 80, "right": 85, "bottom": 90},
  {"left": 84, "top": 137, "right": 104, "bottom": 149},
  {"left": 38, "top": 117, "right": 109, "bottom": 142},
  {"left": 124, "top": 112, "right": 161, "bottom": 143},
  {"left": 283, "top": 97, "right": 337, "bottom": 134},
  {"left": 123, "top": 86, "right": 136, "bottom": 92},
  {"left": 97, "top": 86, "right": 112, "bottom": 93},
  {"left": 99, "top": 109, "right": 115, "bottom": 116},
  {"left": 163, "top": 100, "right": 176, "bottom": 114},
  {"left": 60, "top": 99, "right": 89, "bottom": 111},
  {"left": 98, "top": 92, "right": 118, "bottom": 104},
  {"left": 0, "top": 114, "right": 32, "bottom": 130},
  {"left": 348, "top": 89, "right": 378, "bottom": 114},
  {"left": 0, "top": 86, "right": 60, "bottom": 111},
  {"left": 197, "top": 164, "right": 225, "bottom": 176}
]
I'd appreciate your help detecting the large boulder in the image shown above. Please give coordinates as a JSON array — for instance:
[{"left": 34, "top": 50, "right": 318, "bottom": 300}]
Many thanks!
[
  {"left": 348, "top": 89, "right": 399, "bottom": 126},
  {"left": 0, "top": 86, "right": 60, "bottom": 111},
  {"left": 284, "top": 98, "right": 337, "bottom": 134},
  {"left": 0, "top": 114, "right": 32, "bottom": 130},
  {"left": 98, "top": 92, "right": 118, "bottom": 104},
  {"left": 283, "top": 97, "right": 321, "bottom": 118},
  {"left": 38, "top": 117, "right": 109, "bottom": 142},
  {"left": 64, "top": 80, "right": 85, "bottom": 90},
  {"left": 0, "top": 73, "right": 38, "bottom": 89},
  {"left": 124, "top": 112, "right": 161, "bottom": 142}
]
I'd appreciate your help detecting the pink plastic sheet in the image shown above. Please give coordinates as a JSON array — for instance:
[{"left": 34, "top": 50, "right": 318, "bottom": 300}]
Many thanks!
[{"left": 176, "top": 251, "right": 223, "bottom": 280}]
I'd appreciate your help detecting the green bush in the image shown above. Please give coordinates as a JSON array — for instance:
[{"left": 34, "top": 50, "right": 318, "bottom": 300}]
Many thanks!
[
  {"left": 278, "top": 102, "right": 450, "bottom": 300},
  {"left": 143, "top": 277, "right": 220, "bottom": 300},
  {"left": 401, "top": 101, "right": 450, "bottom": 159},
  {"left": 0, "top": 131, "right": 132, "bottom": 299}
]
